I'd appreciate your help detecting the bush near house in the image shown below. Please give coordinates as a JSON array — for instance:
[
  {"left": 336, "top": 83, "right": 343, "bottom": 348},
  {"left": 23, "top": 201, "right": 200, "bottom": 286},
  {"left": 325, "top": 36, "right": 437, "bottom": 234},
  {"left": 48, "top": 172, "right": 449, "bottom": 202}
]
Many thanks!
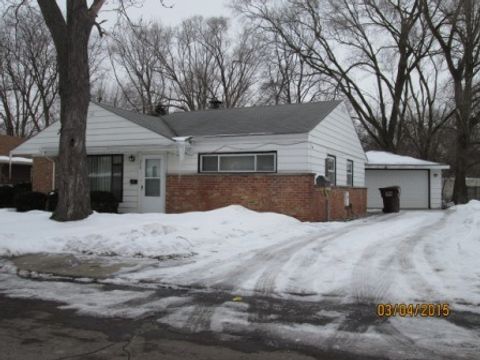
[
  {"left": 46, "top": 190, "right": 119, "bottom": 213},
  {"left": 90, "top": 191, "right": 119, "bottom": 213},
  {"left": 0, "top": 186, "right": 15, "bottom": 207},
  {"left": 14, "top": 182, "right": 32, "bottom": 193},
  {"left": 46, "top": 191, "right": 58, "bottom": 212},
  {"left": 14, "top": 191, "right": 48, "bottom": 212}
]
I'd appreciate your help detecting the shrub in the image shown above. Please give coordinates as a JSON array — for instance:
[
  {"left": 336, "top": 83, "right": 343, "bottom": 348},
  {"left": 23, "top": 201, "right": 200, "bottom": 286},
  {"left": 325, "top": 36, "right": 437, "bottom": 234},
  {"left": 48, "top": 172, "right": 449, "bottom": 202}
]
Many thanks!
[
  {"left": 91, "top": 191, "right": 119, "bottom": 213},
  {"left": 0, "top": 186, "right": 15, "bottom": 208},
  {"left": 14, "top": 191, "right": 47, "bottom": 212},
  {"left": 46, "top": 190, "right": 58, "bottom": 212},
  {"left": 44, "top": 191, "right": 119, "bottom": 213},
  {"left": 13, "top": 182, "right": 32, "bottom": 194}
]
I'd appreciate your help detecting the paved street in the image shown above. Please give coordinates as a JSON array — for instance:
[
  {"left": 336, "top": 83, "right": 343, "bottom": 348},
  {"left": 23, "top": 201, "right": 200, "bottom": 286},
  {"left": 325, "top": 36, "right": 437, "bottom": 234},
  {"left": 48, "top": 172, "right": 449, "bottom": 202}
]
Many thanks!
[{"left": 0, "top": 294, "right": 372, "bottom": 360}]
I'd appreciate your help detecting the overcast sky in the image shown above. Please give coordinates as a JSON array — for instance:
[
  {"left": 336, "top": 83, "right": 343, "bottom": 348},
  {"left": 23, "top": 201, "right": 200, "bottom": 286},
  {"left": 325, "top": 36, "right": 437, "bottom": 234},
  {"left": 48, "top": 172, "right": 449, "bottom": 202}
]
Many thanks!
[{"left": 99, "top": 0, "right": 232, "bottom": 27}]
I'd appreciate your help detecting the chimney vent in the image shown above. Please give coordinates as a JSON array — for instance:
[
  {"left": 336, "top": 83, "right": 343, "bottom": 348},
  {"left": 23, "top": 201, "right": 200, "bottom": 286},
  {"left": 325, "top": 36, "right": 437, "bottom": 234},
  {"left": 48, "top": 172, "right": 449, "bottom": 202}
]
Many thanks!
[
  {"left": 153, "top": 102, "right": 168, "bottom": 116},
  {"left": 209, "top": 98, "right": 223, "bottom": 110}
]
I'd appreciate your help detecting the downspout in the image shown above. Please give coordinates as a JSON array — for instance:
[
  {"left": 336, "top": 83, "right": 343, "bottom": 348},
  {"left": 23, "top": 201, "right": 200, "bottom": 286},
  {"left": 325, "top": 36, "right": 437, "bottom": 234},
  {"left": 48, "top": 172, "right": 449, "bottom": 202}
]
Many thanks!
[{"left": 8, "top": 153, "right": 12, "bottom": 182}]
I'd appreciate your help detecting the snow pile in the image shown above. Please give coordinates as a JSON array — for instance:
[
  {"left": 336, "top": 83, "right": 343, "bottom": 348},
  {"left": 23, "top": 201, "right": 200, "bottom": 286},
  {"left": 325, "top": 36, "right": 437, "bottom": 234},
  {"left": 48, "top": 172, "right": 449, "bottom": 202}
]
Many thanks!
[
  {"left": 0, "top": 205, "right": 314, "bottom": 259},
  {"left": 366, "top": 151, "right": 440, "bottom": 166}
]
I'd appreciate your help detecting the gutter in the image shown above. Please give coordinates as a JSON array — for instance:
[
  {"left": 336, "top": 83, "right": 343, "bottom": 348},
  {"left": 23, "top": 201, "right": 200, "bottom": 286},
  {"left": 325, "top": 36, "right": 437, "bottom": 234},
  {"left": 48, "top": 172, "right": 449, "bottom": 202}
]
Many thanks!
[{"left": 365, "top": 164, "right": 450, "bottom": 170}]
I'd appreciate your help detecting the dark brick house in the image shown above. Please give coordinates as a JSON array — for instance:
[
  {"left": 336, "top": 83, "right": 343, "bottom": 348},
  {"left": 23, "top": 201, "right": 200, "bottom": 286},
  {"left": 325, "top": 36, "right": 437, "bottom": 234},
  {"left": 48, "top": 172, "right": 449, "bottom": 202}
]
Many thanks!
[{"left": 0, "top": 135, "right": 32, "bottom": 185}]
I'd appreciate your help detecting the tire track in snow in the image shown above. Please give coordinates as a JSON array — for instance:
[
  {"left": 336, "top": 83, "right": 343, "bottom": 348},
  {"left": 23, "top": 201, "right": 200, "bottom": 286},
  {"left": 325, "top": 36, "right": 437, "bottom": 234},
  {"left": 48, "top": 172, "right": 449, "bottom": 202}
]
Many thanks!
[
  {"left": 280, "top": 213, "right": 403, "bottom": 297},
  {"left": 252, "top": 213, "right": 404, "bottom": 296},
  {"left": 350, "top": 213, "right": 447, "bottom": 304},
  {"left": 394, "top": 214, "right": 449, "bottom": 301},
  {"left": 160, "top": 213, "right": 402, "bottom": 294}
]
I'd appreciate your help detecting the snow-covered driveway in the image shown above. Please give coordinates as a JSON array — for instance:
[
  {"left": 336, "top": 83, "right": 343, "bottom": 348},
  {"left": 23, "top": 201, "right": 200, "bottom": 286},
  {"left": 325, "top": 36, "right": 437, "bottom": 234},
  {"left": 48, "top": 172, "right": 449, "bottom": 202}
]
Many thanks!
[
  {"left": 108, "top": 206, "right": 479, "bottom": 311},
  {"left": 1, "top": 202, "right": 480, "bottom": 359}
]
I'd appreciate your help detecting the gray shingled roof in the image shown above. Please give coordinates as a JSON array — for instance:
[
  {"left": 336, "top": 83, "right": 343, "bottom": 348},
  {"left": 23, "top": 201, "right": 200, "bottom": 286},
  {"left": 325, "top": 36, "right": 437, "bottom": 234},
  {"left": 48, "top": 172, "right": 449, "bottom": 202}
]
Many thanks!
[{"left": 94, "top": 100, "right": 342, "bottom": 138}]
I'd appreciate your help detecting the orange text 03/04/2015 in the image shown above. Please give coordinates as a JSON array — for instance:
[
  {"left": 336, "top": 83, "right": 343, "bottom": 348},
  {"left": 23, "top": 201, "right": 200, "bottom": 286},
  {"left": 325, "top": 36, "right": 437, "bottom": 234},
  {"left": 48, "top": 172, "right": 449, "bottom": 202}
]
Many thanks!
[{"left": 376, "top": 303, "right": 450, "bottom": 318}]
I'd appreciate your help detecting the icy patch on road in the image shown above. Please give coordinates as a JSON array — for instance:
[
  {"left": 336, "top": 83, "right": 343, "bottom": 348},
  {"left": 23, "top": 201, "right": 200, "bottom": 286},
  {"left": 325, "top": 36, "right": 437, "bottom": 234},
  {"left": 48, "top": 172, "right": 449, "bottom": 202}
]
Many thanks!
[{"left": 0, "top": 272, "right": 190, "bottom": 319}]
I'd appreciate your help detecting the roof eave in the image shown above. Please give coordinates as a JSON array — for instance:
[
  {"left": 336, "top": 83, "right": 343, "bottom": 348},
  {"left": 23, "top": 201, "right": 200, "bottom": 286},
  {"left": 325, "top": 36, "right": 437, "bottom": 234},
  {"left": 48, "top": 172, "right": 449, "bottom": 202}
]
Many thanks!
[{"left": 366, "top": 164, "right": 450, "bottom": 170}]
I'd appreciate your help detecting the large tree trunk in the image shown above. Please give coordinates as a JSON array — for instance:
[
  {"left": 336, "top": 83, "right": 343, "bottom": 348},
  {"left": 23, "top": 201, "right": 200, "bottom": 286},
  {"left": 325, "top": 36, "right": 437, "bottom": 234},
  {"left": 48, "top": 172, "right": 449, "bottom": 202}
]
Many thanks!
[
  {"left": 37, "top": 0, "right": 94, "bottom": 221},
  {"left": 451, "top": 71, "right": 472, "bottom": 205},
  {"left": 52, "top": 82, "right": 92, "bottom": 221},
  {"left": 452, "top": 123, "right": 469, "bottom": 204},
  {"left": 51, "top": 4, "right": 92, "bottom": 221}
]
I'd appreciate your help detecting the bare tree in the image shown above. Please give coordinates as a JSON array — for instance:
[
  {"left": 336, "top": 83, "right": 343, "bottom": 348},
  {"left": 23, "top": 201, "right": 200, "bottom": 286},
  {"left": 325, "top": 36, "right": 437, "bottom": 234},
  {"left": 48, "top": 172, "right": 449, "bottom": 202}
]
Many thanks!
[
  {"left": 258, "top": 33, "right": 329, "bottom": 104},
  {"left": 422, "top": 0, "right": 480, "bottom": 204},
  {"left": 27, "top": 0, "right": 108, "bottom": 220},
  {"left": 108, "top": 19, "right": 167, "bottom": 114},
  {"left": 198, "top": 17, "right": 260, "bottom": 108},
  {"left": 149, "top": 16, "right": 259, "bottom": 111},
  {"left": 3, "top": 0, "right": 171, "bottom": 221},
  {"left": 0, "top": 6, "right": 58, "bottom": 137},
  {"left": 155, "top": 16, "right": 218, "bottom": 111},
  {"left": 401, "top": 53, "right": 454, "bottom": 160},
  {"left": 233, "top": 0, "right": 433, "bottom": 152}
]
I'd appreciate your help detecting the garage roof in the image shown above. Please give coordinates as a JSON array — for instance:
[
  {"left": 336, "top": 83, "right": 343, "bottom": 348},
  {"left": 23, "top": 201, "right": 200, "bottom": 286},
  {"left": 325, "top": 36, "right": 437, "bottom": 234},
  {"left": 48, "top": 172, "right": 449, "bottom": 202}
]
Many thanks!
[{"left": 366, "top": 151, "right": 450, "bottom": 169}]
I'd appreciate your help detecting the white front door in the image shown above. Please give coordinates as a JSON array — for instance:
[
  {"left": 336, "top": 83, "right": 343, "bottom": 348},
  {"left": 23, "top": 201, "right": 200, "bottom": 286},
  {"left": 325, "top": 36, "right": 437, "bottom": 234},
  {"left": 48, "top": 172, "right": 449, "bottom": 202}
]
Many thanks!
[{"left": 140, "top": 156, "right": 165, "bottom": 212}]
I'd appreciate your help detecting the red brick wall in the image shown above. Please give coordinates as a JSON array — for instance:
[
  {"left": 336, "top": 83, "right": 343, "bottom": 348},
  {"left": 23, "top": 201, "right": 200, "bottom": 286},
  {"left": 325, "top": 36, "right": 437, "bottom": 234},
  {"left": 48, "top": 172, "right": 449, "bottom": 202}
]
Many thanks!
[
  {"left": 0, "top": 135, "right": 25, "bottom": 156},
  {"left": 32, "top": 157, "right": 55, "bottom": 193},
  {"left": 312, "top": 186, "right": 367, "bottom": 221},
  {"left": 166, "top": 174, "right": 367, "bottom": 222}
]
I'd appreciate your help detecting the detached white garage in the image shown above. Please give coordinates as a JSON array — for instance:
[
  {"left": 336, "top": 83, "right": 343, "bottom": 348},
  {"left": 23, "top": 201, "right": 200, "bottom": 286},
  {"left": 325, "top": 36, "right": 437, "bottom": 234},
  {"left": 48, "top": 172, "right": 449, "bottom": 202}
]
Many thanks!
[{"left": 365, "top": 151, "right": 450, "bottom": 210}]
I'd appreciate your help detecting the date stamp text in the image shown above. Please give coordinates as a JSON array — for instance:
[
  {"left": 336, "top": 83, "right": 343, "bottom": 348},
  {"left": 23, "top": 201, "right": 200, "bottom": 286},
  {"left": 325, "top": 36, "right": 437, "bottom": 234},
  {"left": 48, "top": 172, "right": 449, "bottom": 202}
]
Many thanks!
[{"left": 376, "top": 303, "right": 450, "bottom": 318}]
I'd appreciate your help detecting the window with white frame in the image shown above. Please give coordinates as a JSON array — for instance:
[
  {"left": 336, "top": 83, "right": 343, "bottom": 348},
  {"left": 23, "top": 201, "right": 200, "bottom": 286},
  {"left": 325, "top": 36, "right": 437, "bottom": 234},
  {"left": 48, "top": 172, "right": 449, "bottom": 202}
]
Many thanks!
[
  {"left": 199, "top": 152, "right": 277, "bottom": 173},
  {"left": 347, "top": 160, "right": 354, "bottom": 186},
  {"left": 325, "top": 155, "right": 336, "bottom": 185}
]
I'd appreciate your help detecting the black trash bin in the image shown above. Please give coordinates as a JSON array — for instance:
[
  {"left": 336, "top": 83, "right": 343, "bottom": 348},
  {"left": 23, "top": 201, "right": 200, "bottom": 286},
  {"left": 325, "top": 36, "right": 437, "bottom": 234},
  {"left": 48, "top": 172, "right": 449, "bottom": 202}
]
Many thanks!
[{"left": 379, "top": 186, "right": 400, "bottom": 213}]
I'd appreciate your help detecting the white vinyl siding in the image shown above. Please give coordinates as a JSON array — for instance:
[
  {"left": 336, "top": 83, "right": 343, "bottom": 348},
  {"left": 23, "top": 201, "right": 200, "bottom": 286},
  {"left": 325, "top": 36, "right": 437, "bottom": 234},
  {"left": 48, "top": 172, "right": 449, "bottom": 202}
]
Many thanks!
[
  {"left": 12, "top": 103, "right": 173, "bottom": 156},
  {"left": 308, "top": 103, "right": 366, "bottom": 186},
  {"left": 430, "top": 169, "right": 443, "bottom": 209},
  {"left": 167, "top": 133, "right": 309, "bottom": 174},
  {"left": 119, "top": 154, "right": 141, "bottom": 213}
]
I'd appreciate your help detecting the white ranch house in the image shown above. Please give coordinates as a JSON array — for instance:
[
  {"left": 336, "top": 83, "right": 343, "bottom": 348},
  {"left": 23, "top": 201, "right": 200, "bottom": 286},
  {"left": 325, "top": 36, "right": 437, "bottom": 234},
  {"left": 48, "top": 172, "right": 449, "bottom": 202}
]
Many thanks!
[{"left": 11, "top": 100, "right": 449, "bottom": 219}]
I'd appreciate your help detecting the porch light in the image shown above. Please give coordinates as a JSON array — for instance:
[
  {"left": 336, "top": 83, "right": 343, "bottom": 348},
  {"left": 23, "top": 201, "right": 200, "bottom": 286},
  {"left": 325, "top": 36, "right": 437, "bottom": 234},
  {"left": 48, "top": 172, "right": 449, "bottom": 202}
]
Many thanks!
[{"left": 128, "top": 155, "right": 136, "bottom": 162}]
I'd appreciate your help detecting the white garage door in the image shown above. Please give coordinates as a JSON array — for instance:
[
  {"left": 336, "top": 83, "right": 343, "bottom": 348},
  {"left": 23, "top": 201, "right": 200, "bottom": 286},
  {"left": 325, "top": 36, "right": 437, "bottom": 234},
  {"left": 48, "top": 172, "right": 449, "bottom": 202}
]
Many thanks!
[{"left": 366, "top": 170, "right": 429, "bottom": 209}]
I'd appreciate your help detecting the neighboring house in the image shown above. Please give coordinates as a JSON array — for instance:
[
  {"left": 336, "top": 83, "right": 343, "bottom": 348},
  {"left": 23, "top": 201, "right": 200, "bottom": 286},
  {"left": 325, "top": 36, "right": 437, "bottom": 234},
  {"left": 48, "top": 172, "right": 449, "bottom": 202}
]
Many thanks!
[
  {"left": 11, "top": 101, "right": 368, "bottom": 221},
  {"left": 443, "top": 177, "right": 480, "bottom": 202},
  {"left": 365, "top": 151, "right": 450, "bottom": 210},
  {"left": 0, "top": 135, "right": 32, "bottom": 185}
]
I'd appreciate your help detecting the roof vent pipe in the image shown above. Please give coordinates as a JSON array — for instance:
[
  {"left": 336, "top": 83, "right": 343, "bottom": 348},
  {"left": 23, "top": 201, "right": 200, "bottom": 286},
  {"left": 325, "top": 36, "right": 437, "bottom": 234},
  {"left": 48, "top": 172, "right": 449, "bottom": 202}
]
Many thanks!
[{"left": 209, "top": 98, "right": 223, "bottom": 110}]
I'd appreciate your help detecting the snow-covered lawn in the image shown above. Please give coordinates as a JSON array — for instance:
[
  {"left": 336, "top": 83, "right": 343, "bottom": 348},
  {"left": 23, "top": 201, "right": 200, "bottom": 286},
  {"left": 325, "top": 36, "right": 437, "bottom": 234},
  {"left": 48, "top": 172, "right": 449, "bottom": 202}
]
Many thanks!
[
  {"left": 1, "top": 202, "right": 480, "bottom": 310},
  {"left": 1, "top": 202, "right": 480, "bottom": 359},
  {"left": 0, "top": 205, "right": 315, "bottom": 259}
]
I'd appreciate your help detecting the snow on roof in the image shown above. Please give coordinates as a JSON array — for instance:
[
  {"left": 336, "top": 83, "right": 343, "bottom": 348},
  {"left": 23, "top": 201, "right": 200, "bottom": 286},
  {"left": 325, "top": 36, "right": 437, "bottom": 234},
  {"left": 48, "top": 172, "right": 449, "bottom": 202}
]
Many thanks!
[
  {"left": 0, "top": 155, "right": 33, "bottom": 165},
  {"left": 365, "top": 151, "right": 449, "bottom": 169}
]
